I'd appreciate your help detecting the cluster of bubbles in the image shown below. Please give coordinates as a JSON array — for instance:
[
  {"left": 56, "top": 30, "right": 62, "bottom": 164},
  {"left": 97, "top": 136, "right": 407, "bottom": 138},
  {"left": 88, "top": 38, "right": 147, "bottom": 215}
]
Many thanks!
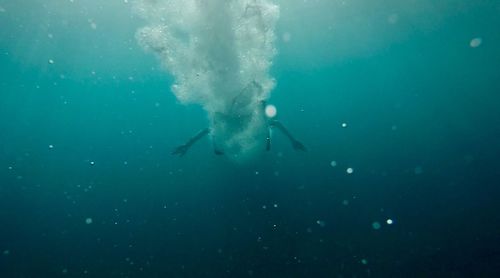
[{"left": 134, "top": 0, "right": 280, "bottom": 161}]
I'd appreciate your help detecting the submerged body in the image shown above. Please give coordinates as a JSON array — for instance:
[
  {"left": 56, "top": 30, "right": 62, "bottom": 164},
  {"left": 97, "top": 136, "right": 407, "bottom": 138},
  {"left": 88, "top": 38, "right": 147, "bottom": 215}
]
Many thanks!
[
  {"left": 135, "top": 1, "right": 298, "bottom": 162},
  {"left": 172, "top": 83, "right": 306, "bottom": 162}
]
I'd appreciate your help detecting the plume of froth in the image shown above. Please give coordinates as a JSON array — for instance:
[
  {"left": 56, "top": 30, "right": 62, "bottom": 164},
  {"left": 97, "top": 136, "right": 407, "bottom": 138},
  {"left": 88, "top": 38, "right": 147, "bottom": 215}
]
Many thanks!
[{"left": 134, "top": 0, "right": 279, "bottom": 114}]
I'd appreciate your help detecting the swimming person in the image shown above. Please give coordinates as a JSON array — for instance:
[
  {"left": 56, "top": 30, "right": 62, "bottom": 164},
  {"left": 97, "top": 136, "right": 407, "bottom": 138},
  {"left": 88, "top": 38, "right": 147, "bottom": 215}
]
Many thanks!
[
  {"left": 171, "top": 81, "right": 306, "bottom": 158},
  {"left": 134, "top": 1, "right": 303, "bottom": 162}
]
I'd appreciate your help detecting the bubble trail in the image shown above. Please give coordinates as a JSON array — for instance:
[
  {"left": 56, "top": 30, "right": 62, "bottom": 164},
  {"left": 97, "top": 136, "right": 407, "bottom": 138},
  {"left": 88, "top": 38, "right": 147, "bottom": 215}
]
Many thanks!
[{"left": 134, "top": 0, "right": 280, "bottom": 162}]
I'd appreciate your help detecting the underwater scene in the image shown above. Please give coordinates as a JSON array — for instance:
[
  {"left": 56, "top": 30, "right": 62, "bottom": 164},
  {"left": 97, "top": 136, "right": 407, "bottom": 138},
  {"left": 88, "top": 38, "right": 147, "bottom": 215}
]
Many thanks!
[{"left": 1, "top": 0, "right": 499, "bottom": 277}]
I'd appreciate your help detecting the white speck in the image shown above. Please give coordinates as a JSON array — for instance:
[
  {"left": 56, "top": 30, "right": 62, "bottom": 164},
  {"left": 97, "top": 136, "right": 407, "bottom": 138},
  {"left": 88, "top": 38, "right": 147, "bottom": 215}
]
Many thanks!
[
  {"left": 387, "top": 13, "right": 399, "bottom": 24},
  {"left": 48, "top": 59, "right": 54, "bottom": 64},
  {"left": 342, "top": 199, "right": 349, "bottom": 206},
  {"left": 330, "top": 160, "right": 337, "bottom": 167},
  {"left": 8, "top": 166, "right": 13, "bottom": 170},
  {"left": 414, "top": 166, "right": 423, "bottom": 175},
  {"left": 470, "top": 37, "right": 482, "bottom": 48},
  {"left": 341, "top": 122, "right": 348, "bottom": 128},
  {"left": 346, "top": 167, "right": 354, "bottom": 174},
  {"left": 282, "top": 32, "right": 291, "bottom": 43},
  {"left": 85, "top": 218, "right": 93, "bottom": 224},
  {"left": 89, "top": 161, "right": 95, "bottom": 166},
  {"left": 316, "top": 220, "right": 326, "bottom": 227},
  {"left": 273, "top": 203, "right": 278, "bottom": 208},
  {"left": 262, "top": 205, "right": 267, "bottom": 209},
  {"left": 2, "top": 250, "right": 10, "bottom": 255},
  {"left": 255, "top": 171, "right": 259, "bottom": 175},
  {"left": 372, "top": 221, "right": 381, "bottom": 230},
  {"left": 89, "top": 19, "right": 97, "bottom": 30},
  {"left": 48, "top": 144, "right": 54, "bottom": 149},
  {"left": 361, "top": 259, "right": 368, "bottom": 265},
  {"left": 265, "top": 104, "right": 277, "bottom": 118},
  {"left": 386, "top": 219, "right": 393, "bottom": 225}
]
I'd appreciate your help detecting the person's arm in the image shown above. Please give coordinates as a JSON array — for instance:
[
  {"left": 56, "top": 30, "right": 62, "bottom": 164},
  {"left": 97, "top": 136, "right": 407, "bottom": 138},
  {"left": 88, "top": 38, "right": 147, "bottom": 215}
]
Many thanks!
[
  {"left": 172, "top": 128, "right": 210, "bottom": 156},
  {"left": 269, "top": 120, "right": 307, "bottom": 151}
]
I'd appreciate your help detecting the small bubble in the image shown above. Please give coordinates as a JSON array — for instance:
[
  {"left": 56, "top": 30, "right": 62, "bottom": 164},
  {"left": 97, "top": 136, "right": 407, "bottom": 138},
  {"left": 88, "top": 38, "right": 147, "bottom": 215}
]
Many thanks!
[
  {"left": 386, "top": 219, "right": 393, "bottom": 225},
  {"left": 85, "top": 218, "right": 93, "bottom": 224},
  {"left": 330, "top": 161, "right": 337, "bottom": 167},
  {"left": 273, "top": 204, "right": 278, "bottom": 208},
  {"left": 316, "top": 220, "right": 326, "bottom": 227},
  {"left": 282, "top": 32, "right": 292, "bottom": 42},
  {"left": 414, "top": 166, "right": 423, "bottom": 175},
  {"left": 361, "top": 259, "right": 368, "bottom": 265},
  {"left": 372, "top": 221, "right": 381, "bottom": 230},
  {"left": 89, "top": 161, "right": 95, "bottom": 166},
  {"left": 341, "top": 123, "right": 348, "bottom": 128},
  {"left": 346, "top": 167, "right": 354, "bottom": 174},
  {"left": 48, "top": 59, "right": 54, "bottom": 64},
  {"left": 387, "top": 13, "right": 399, "bottom": 24},
  {"left": 265, "top": 104, "right": 277, "bottom": 118},
  {"left": 48, "top": 144, "right": 54, "bottom": 149},
  {"left": 470, "top": 37, "right": 482, "bottom": 48}
]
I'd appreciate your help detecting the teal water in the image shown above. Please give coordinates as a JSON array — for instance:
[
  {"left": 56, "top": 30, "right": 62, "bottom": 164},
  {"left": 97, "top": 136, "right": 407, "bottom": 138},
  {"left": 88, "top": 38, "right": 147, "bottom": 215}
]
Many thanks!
[{"left": 1, "top": 0, "right": 500, "bottom": 277}]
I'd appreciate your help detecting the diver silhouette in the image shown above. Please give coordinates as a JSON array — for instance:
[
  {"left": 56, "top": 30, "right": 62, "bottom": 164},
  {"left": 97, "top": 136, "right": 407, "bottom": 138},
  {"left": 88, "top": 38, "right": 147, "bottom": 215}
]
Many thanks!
[{"left": 172, "top": 82, "right": 306, "bottom": 157}]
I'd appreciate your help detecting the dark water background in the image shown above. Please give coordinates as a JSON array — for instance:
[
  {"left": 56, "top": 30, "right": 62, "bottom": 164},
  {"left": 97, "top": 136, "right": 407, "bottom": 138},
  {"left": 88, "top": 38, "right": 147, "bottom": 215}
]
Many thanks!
[{"left": 1, "top": 0, "right": 499, "bottom": 277}]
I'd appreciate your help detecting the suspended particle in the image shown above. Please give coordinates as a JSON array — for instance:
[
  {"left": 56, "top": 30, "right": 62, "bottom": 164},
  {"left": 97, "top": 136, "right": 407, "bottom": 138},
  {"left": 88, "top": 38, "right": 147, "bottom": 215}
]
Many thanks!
[
  {"left": 387, "top": 14, "right": 399, "bottom": 24},
  {"left": 265, "top": 104, "right": 277, "bottom": 118},
  {"left": 85, "top": 218, "right": 93, "bottom": 224},
  {"left": 330, "top": 161, "right": 337, "bottom": 167},
  {"left": 346, "top": 167, "right": 354, "bottom": 174},
  {"left": 372, "top": 221, "right": 381, "bottom": 230},
  {"left": 386, "top": 219, "right": 393, "bottom": 225},
  {"left": 470, "top": 37, "right": 482, "bottom": 48},
  {"left": 316, "top": 220, "right": 326, "bottom": 227},
  {"left": 282, "top": 32, "right": 291, "bottom": 43}
]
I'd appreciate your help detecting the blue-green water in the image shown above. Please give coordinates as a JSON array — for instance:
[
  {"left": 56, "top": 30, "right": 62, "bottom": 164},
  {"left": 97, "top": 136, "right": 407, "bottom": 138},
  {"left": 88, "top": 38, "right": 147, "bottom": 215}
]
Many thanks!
[{"left": 1, "top": 0, "right": 500, "bottom": 277}]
